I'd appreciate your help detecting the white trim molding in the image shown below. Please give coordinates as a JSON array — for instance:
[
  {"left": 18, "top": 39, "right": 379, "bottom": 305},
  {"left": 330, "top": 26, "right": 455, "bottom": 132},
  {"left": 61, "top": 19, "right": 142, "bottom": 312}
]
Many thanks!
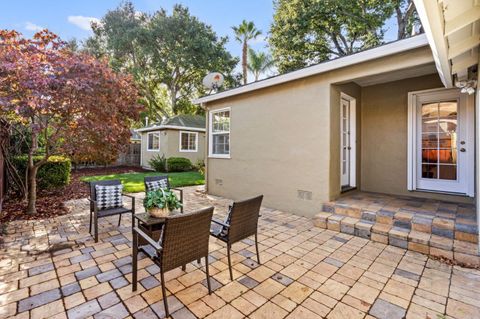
[
  {"left": 407, "top": 87, "right": 474, "bottom": 196},
  {"left": 194, "top": 35, "right": 428, "bottom": 104},
  {"left": 208, "top": 107, "right": 231, "bottom": 159},
  {"left": 146, "top": 131, "right": 160, "bottom": 152},
  {"left": 179, "top": 131, "right": 198, "bottom": 153},
  {"left": 340, "top": 92, "right": 357, "bottom": 188},
  {"left": 476, "top": 61, "right": 480, "bottom": 251}
]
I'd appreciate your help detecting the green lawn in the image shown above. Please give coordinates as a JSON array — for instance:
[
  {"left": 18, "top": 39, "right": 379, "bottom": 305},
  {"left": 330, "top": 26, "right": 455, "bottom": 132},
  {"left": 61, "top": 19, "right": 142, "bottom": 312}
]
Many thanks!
[{"left": 81, "top": 171, "right": 204, "bottom": 193}]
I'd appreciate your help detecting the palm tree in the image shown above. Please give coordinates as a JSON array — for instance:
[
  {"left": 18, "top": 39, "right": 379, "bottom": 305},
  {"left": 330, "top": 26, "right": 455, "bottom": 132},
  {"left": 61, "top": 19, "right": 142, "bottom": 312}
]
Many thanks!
[
  {"left": 232, "top": 20, "right": 262, "bottom": 85},
  {"left": 247, "top": 48, "right": 275, "bottom": 81}
]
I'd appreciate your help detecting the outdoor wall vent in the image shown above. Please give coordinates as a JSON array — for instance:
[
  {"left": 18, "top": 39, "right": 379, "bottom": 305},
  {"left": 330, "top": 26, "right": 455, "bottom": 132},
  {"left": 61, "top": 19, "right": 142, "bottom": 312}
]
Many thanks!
[
  {"left": 297, "top": 190, "right": 312, "bottom": 200},
  {"left": 215, "top": 179, "right": 223, "bottom": 186}
]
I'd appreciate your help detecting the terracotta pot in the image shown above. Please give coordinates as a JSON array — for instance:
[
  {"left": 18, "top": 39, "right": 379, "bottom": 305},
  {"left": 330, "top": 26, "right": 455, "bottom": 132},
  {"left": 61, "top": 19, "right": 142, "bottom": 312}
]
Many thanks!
[{"left": 148, "top": 207, "right": 169, "bottom": 218}]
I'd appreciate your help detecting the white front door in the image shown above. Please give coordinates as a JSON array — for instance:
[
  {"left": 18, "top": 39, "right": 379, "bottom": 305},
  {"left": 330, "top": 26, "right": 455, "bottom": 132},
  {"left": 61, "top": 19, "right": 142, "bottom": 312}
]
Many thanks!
[
  {"left": 413, "top": 89, "right": 474, "bottom": 194},
  {"left": 341, "top": 98, "right": 351, "bottom": 187}
]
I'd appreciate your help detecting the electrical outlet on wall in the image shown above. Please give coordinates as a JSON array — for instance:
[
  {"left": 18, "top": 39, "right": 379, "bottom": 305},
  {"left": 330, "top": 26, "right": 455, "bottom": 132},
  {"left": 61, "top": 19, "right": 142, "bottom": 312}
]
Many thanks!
[{"left": 297, "top": 190, "right": 312, "bottom": 200}]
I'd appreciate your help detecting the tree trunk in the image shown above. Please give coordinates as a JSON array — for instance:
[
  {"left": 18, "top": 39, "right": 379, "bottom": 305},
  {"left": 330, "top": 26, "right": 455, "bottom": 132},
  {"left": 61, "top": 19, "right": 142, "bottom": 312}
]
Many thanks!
[
  {"left": 26, "top": 162, "right": 38, "bottom": 215},
  {"left": 171, "top": 89, "right": 178, "bottom": 115},
  {"left": 396, "top": 7, "right": 406, "bottom": 39},
  {"left": 242, "top": 40, "right": 248, "bottom": 85}
]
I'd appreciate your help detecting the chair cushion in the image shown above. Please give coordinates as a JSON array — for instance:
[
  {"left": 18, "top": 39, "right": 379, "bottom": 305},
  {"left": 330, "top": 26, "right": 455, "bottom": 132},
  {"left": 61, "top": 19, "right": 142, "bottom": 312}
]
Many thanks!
[
  {"left": 210, "top": 224, "right": 227, "bottom": 241},
  {"left": 140, "top": 244, "right": 161, "bottom": 259},
  {"left": 95, "top": 184, "right": 124, "bottom": 210},
  {"left": 145, "top": 179, "right": 168, "bottom": 192},
  {"left": 220, "top": 209, "right": 233, "bottom": 237},
  {"left": 97, "top": 206, "right": 131, "bottom": 218}
]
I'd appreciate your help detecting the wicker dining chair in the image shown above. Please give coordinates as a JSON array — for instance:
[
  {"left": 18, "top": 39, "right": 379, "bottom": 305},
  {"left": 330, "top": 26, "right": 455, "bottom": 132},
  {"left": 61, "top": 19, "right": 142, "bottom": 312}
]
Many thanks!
[
  {"left": 144, "top": 175, "right": 184, "bottom": 213},
  {"left": 88, "top": 180, "right": 135, "bottom": 242},
  {"left": 210, "top": 195, "right": 263, "bottom": 280},
  {"left": 132, "top": 206, "right": 214, "bottom": 317}
]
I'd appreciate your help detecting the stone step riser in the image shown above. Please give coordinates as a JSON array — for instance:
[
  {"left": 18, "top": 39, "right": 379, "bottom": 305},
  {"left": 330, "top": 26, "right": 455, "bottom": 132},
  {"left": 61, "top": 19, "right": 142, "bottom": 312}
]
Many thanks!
[
  {"left": 313, "top": 212, "right": 480, "bottom": 266},
  {"left": 320, "top": 204, "right": 478, "bottom": 244}
]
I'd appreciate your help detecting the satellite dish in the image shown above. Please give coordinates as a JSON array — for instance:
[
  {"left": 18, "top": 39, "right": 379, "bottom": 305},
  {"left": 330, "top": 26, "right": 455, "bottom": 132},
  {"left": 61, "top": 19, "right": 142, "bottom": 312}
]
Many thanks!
[{"left": 203, "top": 72, "right": 224, "bottom": 91}]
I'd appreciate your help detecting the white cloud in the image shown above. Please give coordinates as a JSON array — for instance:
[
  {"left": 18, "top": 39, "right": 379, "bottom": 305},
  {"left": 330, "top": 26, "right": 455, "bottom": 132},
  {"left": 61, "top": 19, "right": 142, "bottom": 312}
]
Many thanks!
[
  {"left": 25, "top": 21, "right": 44, "bottom": 32},
  {"left": 67, "top": 15, "right": 100, "bottom": 31}
]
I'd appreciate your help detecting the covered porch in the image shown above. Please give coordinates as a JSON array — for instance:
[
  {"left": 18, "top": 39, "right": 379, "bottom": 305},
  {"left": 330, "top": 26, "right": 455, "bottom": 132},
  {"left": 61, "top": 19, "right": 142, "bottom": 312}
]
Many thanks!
[{"left": 325, "top": 31, "right": 479, "bottom": 263}]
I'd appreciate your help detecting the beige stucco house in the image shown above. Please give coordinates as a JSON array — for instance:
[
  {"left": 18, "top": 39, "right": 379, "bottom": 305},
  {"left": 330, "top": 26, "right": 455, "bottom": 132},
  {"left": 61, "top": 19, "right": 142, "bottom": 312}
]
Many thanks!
[
  {"left": 136, "top": 115, "right": 206, "bottom": 169},
  {"left": 194, "top": 0, "right": 480, "bottom": 243}
]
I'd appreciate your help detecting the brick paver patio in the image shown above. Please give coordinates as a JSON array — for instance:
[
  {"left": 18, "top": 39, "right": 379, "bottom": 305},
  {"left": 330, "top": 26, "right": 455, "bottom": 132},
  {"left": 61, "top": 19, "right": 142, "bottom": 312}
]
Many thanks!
[{"left": 1, "top": 187, "right": 479, "bottom": 319}]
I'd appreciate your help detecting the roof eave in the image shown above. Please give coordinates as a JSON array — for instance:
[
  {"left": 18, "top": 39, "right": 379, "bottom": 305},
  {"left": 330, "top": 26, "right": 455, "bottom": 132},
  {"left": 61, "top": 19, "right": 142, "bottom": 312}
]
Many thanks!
[
  {"left": 413, "top": 0, "right": 453, "bottom": 88},
  {"left": 135, "top": 125, "right": 206, "bottom": 133},
  {"left": 193, "top": 34, "right": 429, "bottom": 105}
]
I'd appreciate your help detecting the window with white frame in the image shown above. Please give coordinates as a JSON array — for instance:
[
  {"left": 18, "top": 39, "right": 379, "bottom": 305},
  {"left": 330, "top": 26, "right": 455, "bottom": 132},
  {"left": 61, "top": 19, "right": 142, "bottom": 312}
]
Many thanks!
[
  {"left": 209, "top": 108, "right": 230, "bottom": 157},
  {"left": 179, "top": 131, "right": 198, "bottom": 152},
  {"left": 147, "top": 132, "right": 160, "bottom": 151}
]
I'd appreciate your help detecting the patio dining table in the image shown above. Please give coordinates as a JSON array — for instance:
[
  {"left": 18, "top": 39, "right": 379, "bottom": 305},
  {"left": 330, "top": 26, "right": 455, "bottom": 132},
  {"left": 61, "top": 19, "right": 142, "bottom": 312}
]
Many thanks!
[{"left": 133, "top": 211, "right": 181, "bottom": 244}]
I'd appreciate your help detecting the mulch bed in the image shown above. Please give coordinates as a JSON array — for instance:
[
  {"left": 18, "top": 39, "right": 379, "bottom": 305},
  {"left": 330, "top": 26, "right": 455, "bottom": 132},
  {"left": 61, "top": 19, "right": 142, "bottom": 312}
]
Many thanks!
[{"left": 0, "top": 166, "right": 148, "bottom": 223}]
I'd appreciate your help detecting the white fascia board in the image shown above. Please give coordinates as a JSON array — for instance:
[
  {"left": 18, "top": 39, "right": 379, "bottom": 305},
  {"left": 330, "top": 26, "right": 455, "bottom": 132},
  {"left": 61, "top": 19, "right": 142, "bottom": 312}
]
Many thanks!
[
  {"left": 413, "top": 0, "right": 453, "bottom": 88},
  {"left": 194, "top": 34, "right": 429, "bottom": 105},
  {"left": 135, "top": 125, "right": 206, "bottom": 133}
]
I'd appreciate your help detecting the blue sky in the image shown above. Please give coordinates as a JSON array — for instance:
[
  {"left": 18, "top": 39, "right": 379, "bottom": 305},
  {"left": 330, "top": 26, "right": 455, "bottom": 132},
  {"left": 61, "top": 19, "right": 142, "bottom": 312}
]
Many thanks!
[
  {"left": 0, "top": 0, "right": 274, "bottom": 61},
  {"left": 1, "top": 0, "right": 399, "bottom": 77}
]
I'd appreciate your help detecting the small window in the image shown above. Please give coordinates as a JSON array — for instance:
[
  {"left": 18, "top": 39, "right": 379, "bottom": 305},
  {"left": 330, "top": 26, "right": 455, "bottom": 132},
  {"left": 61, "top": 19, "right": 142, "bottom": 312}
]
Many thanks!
[
  {"left": 179, "top": 131, "right": 198, "bottom": 152},
  {"left": 147, "top": 132, "right": 160, "bottom": 151},
  {"left": 209, "top": 108, "right": 230, "bottom": 157}
]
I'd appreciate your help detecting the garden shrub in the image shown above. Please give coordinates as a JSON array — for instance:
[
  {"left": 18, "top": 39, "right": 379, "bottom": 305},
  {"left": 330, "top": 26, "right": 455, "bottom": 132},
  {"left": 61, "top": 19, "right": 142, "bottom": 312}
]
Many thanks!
[
  {"left": 195, "top": 159, "right": 205, "bottom": 176},
  {"left": 13, "top": 155, "right": 71, "bottom": 189},
  {"left": 167, "top": 157, "right": 192, "bottom": 172},
  {"left": 149, "top": 154, "right": 167, "bottom": 172}
]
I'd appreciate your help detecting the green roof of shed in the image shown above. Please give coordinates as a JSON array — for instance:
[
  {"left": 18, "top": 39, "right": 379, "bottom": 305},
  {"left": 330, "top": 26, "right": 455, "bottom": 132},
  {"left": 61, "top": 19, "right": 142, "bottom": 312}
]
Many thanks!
[
  {"left": 158, "top": 114, "right": 205, "bottom": 129},
  {"left": 136, "top": 114, "right": 206, "bottom": 133}
]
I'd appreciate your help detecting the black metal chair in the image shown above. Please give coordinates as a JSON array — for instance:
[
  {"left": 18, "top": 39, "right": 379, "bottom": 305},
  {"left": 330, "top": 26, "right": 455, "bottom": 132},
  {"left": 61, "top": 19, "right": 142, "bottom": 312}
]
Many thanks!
[
  {"left": 144, "top": 175, "right": 184, "bottom": 213},
  {"left": 88, "top": 180, "right": 135, "bottom": 242},
  {"left": 132, "top": 207, "right": 214, "bottom": 317},
  {"left": 210, "top": 195, "right": 263, "bottom": 280}
]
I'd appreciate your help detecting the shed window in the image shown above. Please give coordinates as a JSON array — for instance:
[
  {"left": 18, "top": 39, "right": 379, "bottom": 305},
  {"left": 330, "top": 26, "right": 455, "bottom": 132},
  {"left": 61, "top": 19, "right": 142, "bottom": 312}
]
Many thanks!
[
  {"left": 147, "top": 132, "right": 160, "bottom": 151},
  {"left": 180, "top": 131, "right": 198, "bottom": 152}
]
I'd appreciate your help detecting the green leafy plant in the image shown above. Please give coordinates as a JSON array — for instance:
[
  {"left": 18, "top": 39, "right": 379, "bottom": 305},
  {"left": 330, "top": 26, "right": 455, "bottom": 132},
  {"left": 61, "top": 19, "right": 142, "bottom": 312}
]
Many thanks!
[
  {"left": 195, "top": 159, "right": 205, "bottom": 177},
  {"left": 143, "top": 188, "right": 182, "bottom": 211},
  {"left": 167, "top": 157, "right": 192, "bottom": 172},
  {"left": 13, "top": 155, "right": 71, "bottom": 190},
  {"left": 149, "top": 154, "right": 167, "bottom": 172}
]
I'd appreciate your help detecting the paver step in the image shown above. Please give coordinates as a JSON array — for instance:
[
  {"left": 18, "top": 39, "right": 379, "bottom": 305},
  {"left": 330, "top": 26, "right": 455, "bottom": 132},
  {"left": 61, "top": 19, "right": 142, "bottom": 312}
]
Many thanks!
[
  {"left": 320, "top": 203, "right": 478, "bottom": 244},
  {"left": 313, "top": 211, "right": 480, "bottom": 266}
]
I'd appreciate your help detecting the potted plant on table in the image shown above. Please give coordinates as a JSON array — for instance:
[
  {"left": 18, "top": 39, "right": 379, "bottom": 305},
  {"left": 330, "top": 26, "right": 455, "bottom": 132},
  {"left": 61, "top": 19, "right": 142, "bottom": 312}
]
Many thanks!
[{"left": 144, "top": 188, "right": 182, "bottom": 218}]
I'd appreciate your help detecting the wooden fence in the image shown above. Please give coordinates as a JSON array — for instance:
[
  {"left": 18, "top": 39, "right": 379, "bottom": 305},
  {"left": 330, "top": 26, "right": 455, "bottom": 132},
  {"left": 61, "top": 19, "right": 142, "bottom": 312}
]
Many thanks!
[{"left": 115, "top": 143, "right": 141, "bottom": 166}]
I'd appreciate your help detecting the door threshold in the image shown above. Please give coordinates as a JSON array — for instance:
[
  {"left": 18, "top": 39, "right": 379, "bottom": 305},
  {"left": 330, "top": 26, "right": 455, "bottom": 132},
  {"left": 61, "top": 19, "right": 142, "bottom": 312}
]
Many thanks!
[
  {"left": 341, "top": 186, "right": 357, "bottom": 193},
  {"left": 412, "top": 188, "right": 471, "bottom": 197}
]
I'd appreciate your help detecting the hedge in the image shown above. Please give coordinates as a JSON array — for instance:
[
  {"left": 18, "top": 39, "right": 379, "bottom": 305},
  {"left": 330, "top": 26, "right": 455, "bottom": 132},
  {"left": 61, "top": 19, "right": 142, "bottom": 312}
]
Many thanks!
[
  {"left": 167, "top": 157, "right": 192, "bottom": 172},
  {"left": 13, "top": 155, "right": 71, "bottom": 189}
]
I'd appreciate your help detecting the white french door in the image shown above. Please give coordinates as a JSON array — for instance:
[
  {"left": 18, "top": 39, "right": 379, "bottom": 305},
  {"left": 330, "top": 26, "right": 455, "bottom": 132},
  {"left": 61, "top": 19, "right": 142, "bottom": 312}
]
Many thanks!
[
  {"left": 409, "top": 89, "right": 474, "bottom": 195},
  {"left": 340, "top": 95, "right": 356, "bottom": 188}
]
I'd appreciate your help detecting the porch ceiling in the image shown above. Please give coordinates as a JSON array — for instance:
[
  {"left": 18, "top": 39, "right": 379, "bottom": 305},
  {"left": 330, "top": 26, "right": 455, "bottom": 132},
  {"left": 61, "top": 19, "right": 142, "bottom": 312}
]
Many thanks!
[
  {"left": 414, "top": 0, "right": 480, "bottom": 86},
  {"left": 352, "top": 63, "right": 437, "bottom": 87}
]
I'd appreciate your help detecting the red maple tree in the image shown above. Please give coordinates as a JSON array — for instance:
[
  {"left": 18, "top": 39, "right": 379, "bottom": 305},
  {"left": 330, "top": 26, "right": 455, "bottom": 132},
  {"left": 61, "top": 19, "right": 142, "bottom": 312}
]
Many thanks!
[{"left": 0, "top": 30, "right": 142, "bottom": 214}]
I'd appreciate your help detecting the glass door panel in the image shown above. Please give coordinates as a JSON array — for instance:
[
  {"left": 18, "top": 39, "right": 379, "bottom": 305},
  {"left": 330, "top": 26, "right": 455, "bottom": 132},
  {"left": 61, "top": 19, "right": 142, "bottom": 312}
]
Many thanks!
[{"left": 420, "top": 101, "right": 458, "bottom": 181}]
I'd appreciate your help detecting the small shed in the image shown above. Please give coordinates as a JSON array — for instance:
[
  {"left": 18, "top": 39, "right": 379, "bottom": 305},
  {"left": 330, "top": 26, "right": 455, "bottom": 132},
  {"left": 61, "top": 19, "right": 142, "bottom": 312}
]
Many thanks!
[{"left": 136, "top": 115, "right": 206, "bottom": 169}]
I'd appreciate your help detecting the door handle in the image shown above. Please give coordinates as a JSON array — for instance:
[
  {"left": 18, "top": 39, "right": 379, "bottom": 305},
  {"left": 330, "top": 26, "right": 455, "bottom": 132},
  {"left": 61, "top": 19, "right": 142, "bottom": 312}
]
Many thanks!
[{"left": 460, "top": 148, "right": 466, "bottom": 152}]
